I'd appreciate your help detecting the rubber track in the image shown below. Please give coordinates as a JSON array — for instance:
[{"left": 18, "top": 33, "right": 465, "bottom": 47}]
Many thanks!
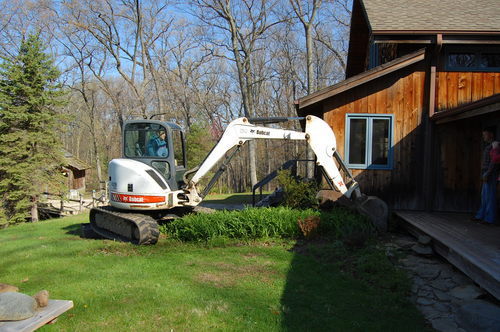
[{"left": 89, "top": 206, "right": 160, "bottom": 245}]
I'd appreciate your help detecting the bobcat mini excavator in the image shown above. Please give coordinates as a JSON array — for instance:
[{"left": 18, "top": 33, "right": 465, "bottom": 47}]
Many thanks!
[{"left": 88, "top": 115, "right": 388, "bottom": 245}]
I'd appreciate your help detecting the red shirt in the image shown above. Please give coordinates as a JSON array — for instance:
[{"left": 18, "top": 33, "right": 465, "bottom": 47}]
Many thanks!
[{"left": 491, "top": 147, "right": 500, "bottom": 164}]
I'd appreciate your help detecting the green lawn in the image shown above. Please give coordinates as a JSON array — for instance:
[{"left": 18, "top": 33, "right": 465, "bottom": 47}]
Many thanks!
[{"left": 0, "top": 214, "right": 430, "bottom": 331}]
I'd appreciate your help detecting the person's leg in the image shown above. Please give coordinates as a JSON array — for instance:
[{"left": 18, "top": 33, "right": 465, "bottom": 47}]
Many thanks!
[
  {"left": 483, "top": 178, "right": 497, "bottom": 223},
  {"left": 475, "top": 183, "right": 488, "bottom": 220}
]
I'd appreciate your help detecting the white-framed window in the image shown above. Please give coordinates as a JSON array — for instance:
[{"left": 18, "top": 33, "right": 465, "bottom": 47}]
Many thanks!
[{"left": 345, "top": 114, "right": 394, "bottom": 169}]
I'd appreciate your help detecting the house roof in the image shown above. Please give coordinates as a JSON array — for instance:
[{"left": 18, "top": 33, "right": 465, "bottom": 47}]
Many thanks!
[
  {"left": 297, "top": 48, "right": 425, "bottom": 111},
  {"left": 361, "top": 0, "right": 500, "bottom": 34}
]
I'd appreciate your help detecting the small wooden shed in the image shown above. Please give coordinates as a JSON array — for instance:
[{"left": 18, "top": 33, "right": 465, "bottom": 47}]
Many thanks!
[{"left": 63, "top": 152, "right": 92, "bottom": 192}]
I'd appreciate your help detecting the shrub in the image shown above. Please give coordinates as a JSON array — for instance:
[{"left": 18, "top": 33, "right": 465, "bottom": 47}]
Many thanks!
[
  {"left": 161, "top": 207, "right": 320, "bottom": 241},
  {"left": 276, "top": 169, "right": 318, "bottom": 209},
  {"left": 161, "top": 206, "right": 376, "bottom": 244},
  {"left": 319, "top": 208, "right": 376, "bottom": 247}
]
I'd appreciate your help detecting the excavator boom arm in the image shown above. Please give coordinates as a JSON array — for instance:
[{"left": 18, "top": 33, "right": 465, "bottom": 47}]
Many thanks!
[{"left": 186, "top": 115, "right": 357, "bottom": 203}]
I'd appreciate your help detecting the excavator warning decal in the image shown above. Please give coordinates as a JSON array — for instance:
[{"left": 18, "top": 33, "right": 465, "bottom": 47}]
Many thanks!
[{"left": 111, "top": 193, "right": 165, "bottom": 203}]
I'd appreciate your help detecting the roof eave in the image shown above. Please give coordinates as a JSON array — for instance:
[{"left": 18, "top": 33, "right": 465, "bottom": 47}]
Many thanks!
[
  {"left": 297, "top": 48, "right": 426, "bottom": 110},
  {"left": 372, "top": 30, "right": 500, "bottom": 36}
]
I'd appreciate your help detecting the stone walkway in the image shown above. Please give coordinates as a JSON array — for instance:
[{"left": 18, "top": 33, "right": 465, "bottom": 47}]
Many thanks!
[{"left": 385, "top": 234, "right": 500, "bottom": 332}]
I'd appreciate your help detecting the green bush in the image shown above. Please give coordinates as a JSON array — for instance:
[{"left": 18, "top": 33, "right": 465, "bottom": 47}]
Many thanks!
[
  {"left": 276, "top": 169, "right": 318, "bottom": 209},
  {"left": 161, "top": 206, "right": 376, "bottom": 243},
  {"left": 319, "top": 208, "right": 376, "bottom": 246},
  {"left": 162, "top": 207, "right": 320, "bottom": 242}
]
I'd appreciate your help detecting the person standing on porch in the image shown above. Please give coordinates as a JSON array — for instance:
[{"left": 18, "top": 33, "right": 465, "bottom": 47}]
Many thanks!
[{"left": 474, "top": 129, "right": 498, "bottom": 224}]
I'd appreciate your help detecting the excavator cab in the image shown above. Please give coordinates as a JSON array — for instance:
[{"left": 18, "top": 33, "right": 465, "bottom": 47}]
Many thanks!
[{"left": 123, "top": 120, "right": 187, "bottom": 191}]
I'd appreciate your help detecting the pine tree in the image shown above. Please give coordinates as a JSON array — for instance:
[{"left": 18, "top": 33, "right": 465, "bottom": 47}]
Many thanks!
[{"left": 0, "top": 34, "right": 66, "bottom": 225}]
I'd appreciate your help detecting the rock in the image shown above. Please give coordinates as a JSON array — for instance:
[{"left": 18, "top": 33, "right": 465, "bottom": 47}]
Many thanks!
[
  {"left": 0, "top": 284, "right": 18, "bottom": 293},
  {"left": 432, "top": 302, "right": 452, "bottom": 313},
  {"left": 431, "top": 318, "right": 458, "bottom": 332},
  {"left": 418, "top": 235, "right": 432, "bottom": 245},
  {"left": 437, "top": 265, "right": 455, "bottom": 279},
  {"left": 430, "top": 278, "right": 456, "bottom": 292},
  {"left": 450, "top": 284, "right": 484, "bottom": 301},
  {"left": 414, "top": 264, "right": 441, "bottom": 280},
  {"left": 450, "top": 272, "right": 473, "bottom": 286},
  {"left": 417, "top": 289, "right": 434, "bottom": 299},
  {"left": 393, "top": 238, "right": 417, "bottom": 249},
  {"left": 0, "top": 292, "right": 37, "bottom": 321},
  {"left": 434, "top": 289, "right": 453, "bottom": 302},
  {"left": 34, "top": 290, "right": 49, "bottom": 308},
  {"left": 411, "top": 244, "right": 433, "bottom": 256},
  {"left": 418, "top": 305, "right": 441, "bottom": 320},
  {"left": 456, "top": 300, "right": 500, "bottom": 332},
  {"left": 417, "top": 297, "right": 435, "bottom": 306}
]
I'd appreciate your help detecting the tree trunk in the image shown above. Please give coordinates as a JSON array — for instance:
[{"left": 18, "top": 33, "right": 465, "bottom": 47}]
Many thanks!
[{"left": 31, "top": 195, "right": 39, "bottom": 222}]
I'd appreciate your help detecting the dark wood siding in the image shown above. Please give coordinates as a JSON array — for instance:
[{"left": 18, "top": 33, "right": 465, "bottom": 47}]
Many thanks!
[
  {"left": 436, "top": 72, "right": 500, "bottom": 111},
  {"left": 345, "top": 0, "right": 370, "bottom": 78},
  {"left": 322, "top": 63, "right": 427, "bottom": 209},
  {"left": 433, "top": 111, "right": 500, "bottom": 212}
]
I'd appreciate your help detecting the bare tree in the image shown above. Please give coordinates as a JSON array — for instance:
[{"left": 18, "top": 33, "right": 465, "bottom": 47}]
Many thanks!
[{"left": 191, "top": 0, "right": 283, "bottom": 187}]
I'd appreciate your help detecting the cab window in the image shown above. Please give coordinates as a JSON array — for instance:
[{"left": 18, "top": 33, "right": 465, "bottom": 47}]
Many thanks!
[
  {"left": 124, "top": 123, "right": 169, "bottom": 158},
  {"left": 172, "top": 130, "right": 185, "bottom": 167}
]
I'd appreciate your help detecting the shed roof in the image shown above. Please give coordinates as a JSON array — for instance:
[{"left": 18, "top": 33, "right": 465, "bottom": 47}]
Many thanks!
[
  {"left": 361, "top": 0, "right": 500, "bottom": 33},
  {"left": 63, "top": 151, "right": 92, "bottom": 170},
  {"left": 66, "top": 157, "right": 92, "bottom": 171}
]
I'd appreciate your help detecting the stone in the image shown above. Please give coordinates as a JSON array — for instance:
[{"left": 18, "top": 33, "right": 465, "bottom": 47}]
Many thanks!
[
  {"left": 411, "top": 284, "right": 419, "bottom": 294},
  {"left": 450, "top": 273, "right": 473, "bottom": 286},
  {"left": 417, "top": 297, "right": 435, "bottom": 306},
  {"left": 0, "top": 292, "right": 37, "bottom": 321},
  {"left": 450, "top": 284, "right": 484, "bottom": 301},
  {"left": 418, "top": 235, "right": 432, "bottom": 245},
  {"left": 437, "top": 266, "right": 455, "bottom": 279},
  {"left": 417, "top": 289, "right": 434, "bottom": 299},
  {"left": 411, "top": 244, "right": 434, "bottom": 256},
  {"left": 434, "top": 289, "right": 453, "bottom": 302},
  {"left": 393, "top": 238, "right": 417, "bottom": 249},
  {"left": 418, "top": 305, "right": 441, "bottom": 320},
  {"left": 0, "top": 284, "right": 18, "bottom": 293},
  {"left": 431, "top": 318, "right": 458, "bottom": 332},
  {"left": 430, "top": 278, "right": 456, "bottom": 291},
  {"left": 34, "top": 290, "right": 49, "bottom": 308},
  {"left": 432, "top": 302, "right": 452, "bottom": 313},
  {"left": 456, "top": 300, "right": 500, "bottom": 332},
  {"left": 414, "top": 264, "right": 441, "bottom": 280}
]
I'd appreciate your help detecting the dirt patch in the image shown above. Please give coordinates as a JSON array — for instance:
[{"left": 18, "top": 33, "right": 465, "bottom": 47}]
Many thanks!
[
  {"left": 196, "top": 272, "right": 235, "bottom": 288},
  {"left": 195, "top": 261, "right": 278, "bottom": 287},
  {"left": 92, "top": 245, "right": 140, "bottom": 257}
]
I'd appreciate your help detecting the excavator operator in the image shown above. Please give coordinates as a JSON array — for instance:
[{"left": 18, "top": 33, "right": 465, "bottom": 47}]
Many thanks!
[{"left": 147, "top": 130, "right": 168, "bottom": 157}]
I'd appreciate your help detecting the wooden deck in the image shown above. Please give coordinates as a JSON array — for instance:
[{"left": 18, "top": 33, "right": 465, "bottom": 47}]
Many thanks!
[{"left": 395, "top": 211, "right": 500, "bottom": 300}]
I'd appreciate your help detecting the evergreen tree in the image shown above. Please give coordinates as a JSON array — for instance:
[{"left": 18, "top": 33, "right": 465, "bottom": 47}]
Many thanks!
[{"left": 0, "top": 34, "right": 65, "bottom": 225}]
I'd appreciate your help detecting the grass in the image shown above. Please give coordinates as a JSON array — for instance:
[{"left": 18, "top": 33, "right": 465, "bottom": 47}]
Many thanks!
[{"left": 0, "top": 214, "right": 430, "bottom": 331}]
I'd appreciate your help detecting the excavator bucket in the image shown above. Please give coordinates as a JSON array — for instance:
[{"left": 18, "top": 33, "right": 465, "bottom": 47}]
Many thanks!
[{"left": 354, "top": 195, "right": 389, "bottom": 233}]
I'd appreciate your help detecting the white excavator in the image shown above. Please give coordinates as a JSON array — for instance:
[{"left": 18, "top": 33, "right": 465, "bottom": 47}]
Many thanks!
[{"left": 88, "top": 115, "right": 388, "bottom": 245}]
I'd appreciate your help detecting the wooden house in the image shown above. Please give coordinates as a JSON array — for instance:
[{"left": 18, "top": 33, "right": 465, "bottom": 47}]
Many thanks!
[
  {"left": 296, "top": 0, "right": 500, "bottom": 299},
  {"left": 297, "top": 0, "right": 500, "bottom": 212},
  {"left": 63, "top": 151, "right": 92, "bottom": 192}
]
